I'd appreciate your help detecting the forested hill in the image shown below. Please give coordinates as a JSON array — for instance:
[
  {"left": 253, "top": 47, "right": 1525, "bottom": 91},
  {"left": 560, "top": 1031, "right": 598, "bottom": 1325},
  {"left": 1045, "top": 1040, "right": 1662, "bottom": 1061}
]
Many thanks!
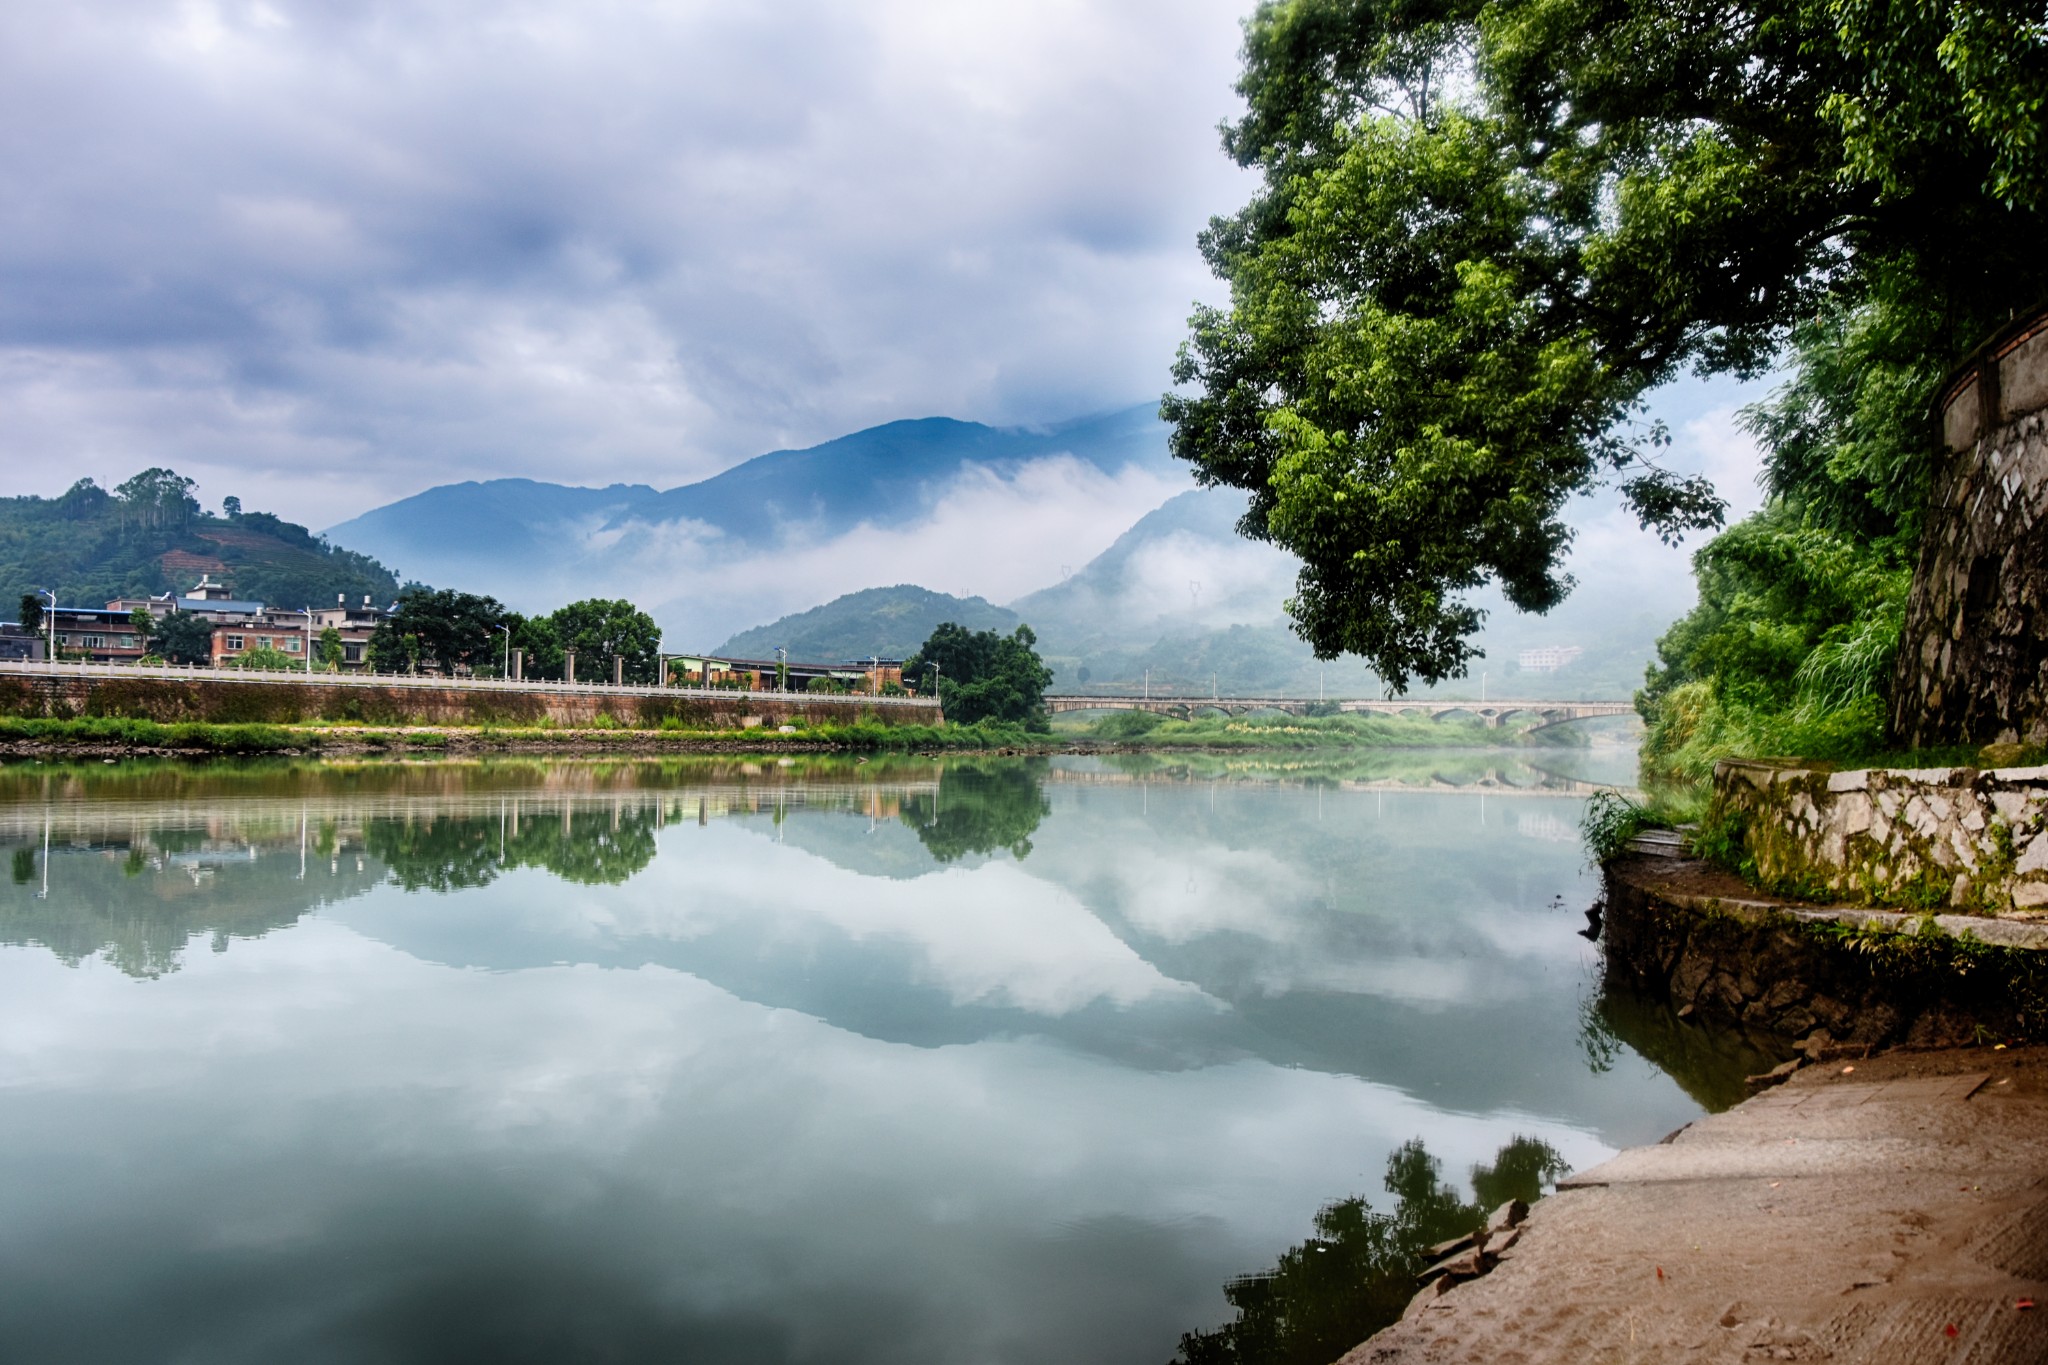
[
  {"left": 714, "top": 585, "right": 1022, "bottom": 662},
  {"left": 1, "top": 471, "right": 404, "bottom": 612}
]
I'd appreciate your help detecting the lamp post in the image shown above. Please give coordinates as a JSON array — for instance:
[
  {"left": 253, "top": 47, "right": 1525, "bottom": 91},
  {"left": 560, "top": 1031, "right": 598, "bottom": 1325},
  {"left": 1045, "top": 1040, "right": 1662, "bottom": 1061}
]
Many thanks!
[
  {"left": 303, "top": 607, "right": 314, "bottom": 674},
  {"left": 497, "top": 623, "right": 511, "bottom": 679},
  {"left": 39, "top": 589, "right": 55, "bottom": 670}
]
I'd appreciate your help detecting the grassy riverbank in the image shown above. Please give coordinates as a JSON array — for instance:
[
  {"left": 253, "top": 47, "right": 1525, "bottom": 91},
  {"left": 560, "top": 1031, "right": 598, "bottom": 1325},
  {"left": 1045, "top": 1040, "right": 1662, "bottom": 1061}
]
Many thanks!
[
  {"left": 0, "top": 709, "right": 1611, "bottom": 757},
  {"left": 0, "top": 713, "right": 1052, "bottom": 755},
  {"left": 1067, "top": 709, "right": 1593, "bottom": 749}
]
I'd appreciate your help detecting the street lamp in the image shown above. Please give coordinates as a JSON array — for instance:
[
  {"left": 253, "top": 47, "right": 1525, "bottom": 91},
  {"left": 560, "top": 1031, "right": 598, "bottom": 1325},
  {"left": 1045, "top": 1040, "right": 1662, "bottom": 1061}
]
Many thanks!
[
  {"left": 303, "top": 607, "right": 314, "bottom": 674},
  {"left": 497, "top": 623, "right": 511, "bottom": 679},
  {"left": 39, "top": 589, "right": 55, "bottom": 670}
]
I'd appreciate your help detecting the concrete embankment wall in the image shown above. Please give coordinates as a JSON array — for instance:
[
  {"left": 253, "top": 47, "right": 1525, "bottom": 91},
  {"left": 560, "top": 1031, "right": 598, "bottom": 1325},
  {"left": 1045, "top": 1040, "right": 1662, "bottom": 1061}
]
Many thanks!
[
  {"left": 1711, "top": 757, "right": 2048, "bottom": 910},
  {"left": 0, "top": 670, "right": 940, "bottom": 730}
]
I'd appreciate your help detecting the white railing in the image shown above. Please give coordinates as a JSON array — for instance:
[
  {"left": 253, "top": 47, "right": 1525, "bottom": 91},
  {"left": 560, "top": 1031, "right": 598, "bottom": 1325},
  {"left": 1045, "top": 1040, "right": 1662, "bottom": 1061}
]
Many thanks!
[{"left": 0, "top": 657, "right": 941, "bottom": 710}]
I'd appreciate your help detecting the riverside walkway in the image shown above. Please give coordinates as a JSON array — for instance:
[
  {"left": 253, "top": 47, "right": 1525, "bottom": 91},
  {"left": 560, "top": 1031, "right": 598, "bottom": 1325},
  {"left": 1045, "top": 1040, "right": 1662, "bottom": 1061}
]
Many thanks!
[
  {"left": 1345, "top": 1045, "right": 2048, "bottom": 1364},
  {"left": 1044, "top": 694, "right": 1633, "bottom": 730}
]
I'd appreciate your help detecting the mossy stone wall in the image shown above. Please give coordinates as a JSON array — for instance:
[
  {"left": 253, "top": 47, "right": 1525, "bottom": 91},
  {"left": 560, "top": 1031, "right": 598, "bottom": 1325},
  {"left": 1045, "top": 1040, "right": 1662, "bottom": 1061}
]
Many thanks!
[
  {"left": 1711, "top": 758, "right": 2048, "bottom": 911},
  {"left": 1894, "top": 307, "right": 2048, "bottom": 747}
]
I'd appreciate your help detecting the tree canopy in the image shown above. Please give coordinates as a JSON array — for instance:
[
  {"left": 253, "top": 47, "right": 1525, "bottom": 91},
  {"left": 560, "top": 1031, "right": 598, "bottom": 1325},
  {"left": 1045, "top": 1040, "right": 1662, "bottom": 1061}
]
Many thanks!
[
  {"left": 904, "top": 623, "right": 1054, "bottom": 727},
  {"left": 547, "top": 598, "right": 662, "bottom": 685},
  {"left": 1165, "top": 0, "right": 2048, "bottom": 688},
  {"left": 146, "top": 610, "right": 215, "bottom": 666},
  {"left": 367, "top": 588, "right": 510, "bottom": 675}
]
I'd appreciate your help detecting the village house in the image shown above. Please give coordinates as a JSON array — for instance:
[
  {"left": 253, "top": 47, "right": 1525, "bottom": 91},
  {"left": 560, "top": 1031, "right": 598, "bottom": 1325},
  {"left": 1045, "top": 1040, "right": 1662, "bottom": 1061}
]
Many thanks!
[{"left": 7, "top": 577, "right": 392, "bottom": 669}]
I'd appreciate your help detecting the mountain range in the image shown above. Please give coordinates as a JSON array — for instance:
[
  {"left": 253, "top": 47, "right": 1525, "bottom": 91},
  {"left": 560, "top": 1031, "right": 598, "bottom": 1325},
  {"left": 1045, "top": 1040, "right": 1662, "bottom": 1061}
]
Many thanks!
[{"left": 325, "top": 403, "right": 1695, "bottom": 699}]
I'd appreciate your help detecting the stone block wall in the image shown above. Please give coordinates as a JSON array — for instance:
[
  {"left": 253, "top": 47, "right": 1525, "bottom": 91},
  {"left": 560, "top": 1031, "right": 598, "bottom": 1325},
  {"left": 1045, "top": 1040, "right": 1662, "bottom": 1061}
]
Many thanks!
[
  {"left": 1711, "top": 758, "right": 2048, "bottom": 911},
  {"left": 1892, "top": 305, "right": 2048, "bottom": 747},
  {"left": 1601, "top": 854, "right": 2048, "bottom": 1049}
]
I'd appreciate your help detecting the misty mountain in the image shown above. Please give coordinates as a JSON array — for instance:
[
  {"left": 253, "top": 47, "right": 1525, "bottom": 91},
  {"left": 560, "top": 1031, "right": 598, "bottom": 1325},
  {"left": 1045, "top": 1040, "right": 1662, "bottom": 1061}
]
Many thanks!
[
  {"left": 715, "top": 586, "right": 1022, "bottom": 662},
  {"left": 322, "top": 481, "right": 661, "bottom": 592},
  {"left": 610, "top": 405, "right": 1173, "bottom": 544},
  {"left": 324, "top": 402, "right": 1188, "bottom": 647},
  {"left": 1011, "top": 488, "right": 1295, "bottom": 644}
]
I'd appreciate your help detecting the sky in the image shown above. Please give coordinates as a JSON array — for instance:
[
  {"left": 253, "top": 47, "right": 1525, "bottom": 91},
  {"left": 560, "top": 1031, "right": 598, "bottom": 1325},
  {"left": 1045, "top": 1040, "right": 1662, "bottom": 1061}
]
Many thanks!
[{"left": 1, "top": 0, "right": 1262, "bottom": 524}]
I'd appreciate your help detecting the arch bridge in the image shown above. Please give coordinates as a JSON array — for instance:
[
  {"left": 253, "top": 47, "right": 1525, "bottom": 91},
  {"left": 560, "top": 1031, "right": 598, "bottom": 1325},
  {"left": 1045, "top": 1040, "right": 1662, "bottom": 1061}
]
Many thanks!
[{"left": 1043, "top": 695, "right": 1635, "bottom": 732}]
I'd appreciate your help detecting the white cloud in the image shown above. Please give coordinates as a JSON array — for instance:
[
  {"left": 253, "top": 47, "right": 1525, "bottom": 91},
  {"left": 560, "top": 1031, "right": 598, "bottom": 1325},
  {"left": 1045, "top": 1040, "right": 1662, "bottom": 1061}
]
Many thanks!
[{"left": 0, "top": 0, "right": 1257, "bottom": 522}]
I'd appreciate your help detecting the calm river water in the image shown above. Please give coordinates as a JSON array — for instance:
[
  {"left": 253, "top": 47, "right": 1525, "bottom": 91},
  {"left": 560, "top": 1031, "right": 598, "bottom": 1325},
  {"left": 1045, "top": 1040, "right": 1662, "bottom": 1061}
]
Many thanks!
[{"left": 0, "top": 750, "right": 1758, "bottom": 1364}]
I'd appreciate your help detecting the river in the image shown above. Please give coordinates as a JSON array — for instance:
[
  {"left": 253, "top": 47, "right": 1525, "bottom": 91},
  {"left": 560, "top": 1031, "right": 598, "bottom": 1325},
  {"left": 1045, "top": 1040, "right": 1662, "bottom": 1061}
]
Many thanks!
[{"left": 0, "top": 750, "right": 1765, "bottom": 1364}]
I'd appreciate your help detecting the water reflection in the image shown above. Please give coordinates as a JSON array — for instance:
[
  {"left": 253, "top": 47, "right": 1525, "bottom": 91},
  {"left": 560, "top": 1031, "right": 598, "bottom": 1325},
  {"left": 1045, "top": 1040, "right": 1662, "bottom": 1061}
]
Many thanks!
[
  {"left": 900, "top": 758, "right": 1052, "bottom": 862},
  {"left": 1173, "top": 1136, "right": 1569, "bottom": 1365},
  {"left": 0, "top": 752, "right": 1695, "bottom": 1365}
]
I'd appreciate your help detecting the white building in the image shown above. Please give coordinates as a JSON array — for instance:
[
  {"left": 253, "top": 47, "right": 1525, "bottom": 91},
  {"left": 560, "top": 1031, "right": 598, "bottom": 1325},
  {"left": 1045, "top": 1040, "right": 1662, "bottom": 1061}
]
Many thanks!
[{"left": 1517, "top": 645, "right": 1584, "bottom": 673}]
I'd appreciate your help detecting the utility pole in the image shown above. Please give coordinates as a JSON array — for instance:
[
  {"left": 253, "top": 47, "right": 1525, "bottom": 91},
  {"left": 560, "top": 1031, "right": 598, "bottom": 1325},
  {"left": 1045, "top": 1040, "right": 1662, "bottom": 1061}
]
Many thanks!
[
  {"left": 498, "top": 623, "right": 510, "bottom": 679},
  {"left": 303, "top": 607, "right": 313, "bottom": 673},
  {"left": 39, "top": 589, "right": 55, "bottom": 670},
  {"left": 1144, "top": 668, "right": 1149, "bottom": 701}
]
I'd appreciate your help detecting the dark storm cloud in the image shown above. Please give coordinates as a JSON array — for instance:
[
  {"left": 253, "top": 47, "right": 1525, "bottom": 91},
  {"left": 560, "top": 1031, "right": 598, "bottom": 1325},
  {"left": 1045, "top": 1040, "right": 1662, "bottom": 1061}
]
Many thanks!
[{"left": 0, "top": 0, "right": 1255, "bottom": 520}]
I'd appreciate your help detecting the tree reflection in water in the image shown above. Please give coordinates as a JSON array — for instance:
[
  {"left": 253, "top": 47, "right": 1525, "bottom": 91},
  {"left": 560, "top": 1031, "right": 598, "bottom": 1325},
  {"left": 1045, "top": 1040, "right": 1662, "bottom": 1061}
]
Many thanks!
[
  {"left": 1172, "top": 1136, "right": 1568, "bottom": 1365},
  {"left": 366, "top": 805, "right": 660, "bottom": 890},
  {"left": 898, "top": 759, "right": 1051, "bottom": 862}
]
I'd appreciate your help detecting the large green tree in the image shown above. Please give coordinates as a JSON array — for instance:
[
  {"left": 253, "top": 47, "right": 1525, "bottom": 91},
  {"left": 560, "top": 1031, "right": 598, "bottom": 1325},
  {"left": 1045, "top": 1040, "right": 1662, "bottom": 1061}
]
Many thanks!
[
  {"left": 547, "top": 598, "right": 661, "bottom": 685},
  {"left": 1166, "top": 0, "right": 2048, "bottom": 689},
  {"left": 366, "top": 588, "right": 510, "bottom": 675},
  {"left": 146, "top": 610, "right": 215, "bottom": 666},
  {"left": 904, "top": 623, "right": 1054, "bottom": 727}
]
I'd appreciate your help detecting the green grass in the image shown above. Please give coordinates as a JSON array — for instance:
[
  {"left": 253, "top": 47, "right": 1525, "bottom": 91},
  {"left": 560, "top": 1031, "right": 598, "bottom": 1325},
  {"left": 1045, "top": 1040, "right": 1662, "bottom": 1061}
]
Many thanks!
[{"left": 0, "top": 715, "right": 309, "bottom": 752}]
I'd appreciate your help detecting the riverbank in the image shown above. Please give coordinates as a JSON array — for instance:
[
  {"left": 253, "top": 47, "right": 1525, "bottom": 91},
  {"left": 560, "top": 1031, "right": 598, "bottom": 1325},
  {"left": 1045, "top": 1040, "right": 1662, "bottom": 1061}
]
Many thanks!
[
  {"left": 1343, "top": 1042, "right": 2048, "bottom": 1364},
  {"left": 0, "top": 712, "right": 1622, "bottom": 759},
  {"left": 1599, "top": 845, "right": 2048, "bottom": 1051}
]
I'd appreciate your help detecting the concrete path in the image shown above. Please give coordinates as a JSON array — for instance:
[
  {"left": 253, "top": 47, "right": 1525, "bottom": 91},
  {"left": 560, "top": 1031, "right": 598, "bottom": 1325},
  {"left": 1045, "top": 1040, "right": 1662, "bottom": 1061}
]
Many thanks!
[{"left": 1341, "top": 1046, "right": 2048, "bottom": 1364}]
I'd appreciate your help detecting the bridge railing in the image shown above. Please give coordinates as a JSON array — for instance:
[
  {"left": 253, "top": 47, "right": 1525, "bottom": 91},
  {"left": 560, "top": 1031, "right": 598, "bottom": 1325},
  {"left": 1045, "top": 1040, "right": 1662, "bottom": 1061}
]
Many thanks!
[{"left": 0, "top": 658, "right": 943, "bottom": 710}]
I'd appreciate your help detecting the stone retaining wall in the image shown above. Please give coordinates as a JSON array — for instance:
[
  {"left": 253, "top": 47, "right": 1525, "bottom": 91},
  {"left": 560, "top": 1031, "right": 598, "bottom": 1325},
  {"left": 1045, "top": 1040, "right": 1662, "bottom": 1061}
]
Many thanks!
[
  {"left": 0, "top": 673, "right": 935, "bottom": 731},
  {"left": 1601, "top": 855, "right": 2048, "bottom": 1049},
  {"left": 1711, "top": 758, "right": 2048, "bottom": 910},
  {"left": 1893, "top": 305, "right": 2048, "bottom": 746}
]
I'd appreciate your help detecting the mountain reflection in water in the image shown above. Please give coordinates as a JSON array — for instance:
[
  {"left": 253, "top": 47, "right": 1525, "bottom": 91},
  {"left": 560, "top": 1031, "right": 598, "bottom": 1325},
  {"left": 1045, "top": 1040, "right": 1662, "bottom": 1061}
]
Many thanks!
[{"left": 0, "top": 751, "right": 1723, "bottom": 1365}]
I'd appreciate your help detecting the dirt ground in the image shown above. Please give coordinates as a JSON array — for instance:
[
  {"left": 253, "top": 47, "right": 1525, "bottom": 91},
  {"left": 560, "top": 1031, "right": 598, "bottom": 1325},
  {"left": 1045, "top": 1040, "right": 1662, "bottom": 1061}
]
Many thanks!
[{"left": 1340, "top": 1044, "right": 2048, "bottom": 1364}]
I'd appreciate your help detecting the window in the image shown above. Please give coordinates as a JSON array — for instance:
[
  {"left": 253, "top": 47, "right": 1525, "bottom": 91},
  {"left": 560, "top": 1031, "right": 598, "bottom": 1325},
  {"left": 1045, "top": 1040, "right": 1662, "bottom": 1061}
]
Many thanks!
[
  {"left": 257, "top": 636, "right": 272, "bottom": 649},
  {"left": 226, "top": 635, "right": 244, "bottom": 651},
  {"left": 80, "top": 634, "right": 107, "bottom": 649},
  {"left": 284, "top": 637, "right": 300, "bottom": 652},
  {"left": 344, "top": 644, "right": 363, "bottom": 663}
]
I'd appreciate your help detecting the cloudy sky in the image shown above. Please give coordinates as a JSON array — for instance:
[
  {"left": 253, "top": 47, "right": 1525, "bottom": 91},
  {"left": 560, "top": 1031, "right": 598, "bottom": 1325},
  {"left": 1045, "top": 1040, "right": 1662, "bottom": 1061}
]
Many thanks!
[{"left": 2, "top": 0, "right": 1264, "bottom": 524}]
